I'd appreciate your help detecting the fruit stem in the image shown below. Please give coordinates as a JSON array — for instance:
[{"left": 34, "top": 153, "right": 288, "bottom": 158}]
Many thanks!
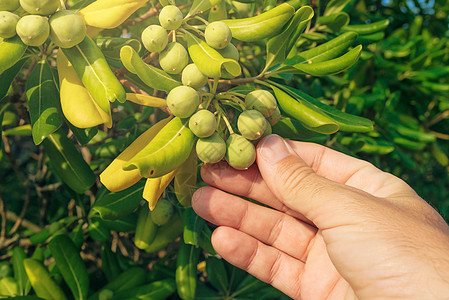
[
  {"left": 211, "top": 78, "right": 219, "bottom": 94},
  {"left": 215, "top": 100, "right": 234, "bottom": 135},
  {"left": 181, "top": 25, "right": 204, "bottom": 37},
  {"left": 194, "top": 16, "right": 209, "bottom": 26},
  {"left": 172, "top": 30, "right": 177, "bottom": 42}
]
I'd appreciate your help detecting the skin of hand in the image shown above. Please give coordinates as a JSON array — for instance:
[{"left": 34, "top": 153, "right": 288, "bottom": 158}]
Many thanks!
[{"left": 192, "top": 134, "right": 449, "bottom": 300}]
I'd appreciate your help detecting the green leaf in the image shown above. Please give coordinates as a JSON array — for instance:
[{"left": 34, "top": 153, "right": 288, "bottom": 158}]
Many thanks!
[
  {"left": 270, "top": 85, "right": 339, "bottom": 134},
  {"left": 176, "top": 242, "right": 200, "bottom": 300},
  {"left": 69, "top": 222, "right": 85, "bottom": 250},
  {"left": 89, "top": 267, "right": 146, "bottom": 300},
  {"left": 342, "top": 19, "right": 390, "bottom": 35},
  {"left": 205, "top": 257, "right": 229, "bottom": 293},
  {"left": 395, "top": 126, "right": 436, "bottom": 143},
  {"left": 87, "top": 219, "right": 110, "bottom": 241},
  {"left": 265, "top": 6, "right": 314, "bottom": 71},
  {"left": 272, "top": 116, "right": 320, "bottom": 140},
  {"left": 0, "top": 261, "right": 12, "bottom": 279},
  {"left": 0, "top": 277, "right": 19, "bottom": 297},
  {"left": 100, "top": 242, "right": 121, "bottom": 282},
  {"left": 120, "top": 45, "right": 181, "bottom": 93},
  {"left": 62, "top": 36, "right": 126, "bottom": 110},
  {"left": 270, "top": 81, "right": 373, "bottom": 132},
  {"left": 292, "top": 45, "right": 362, "bottom": 76},
  {"left": 12, "top": 248, "right": 30, "bottom": 296},
  {"left": 99, "top": 212, "right": 138, "bottom": 232},
  {"left": 232, "top": 274, "right": 266, "bottom": 297},
  {"left": 187, "top": 0, "right": 214, "bottom": 17},
  {"left": 0, "top": 36, "right": 27, "bottom": 75},
  {"left": 23, "top": 259, "right": 68, "bottom": 300},
  {"left": 323, "top": 0, "right": 351, "bottom": 15},
  {"left": 285, "top": 32, "right": 358, "bottom": 65},
  {"left": 3, "top": 125, "right": 32, "bottom": 136},
  {"left": 181, "top": 207, "right": 205, "bottom": 246},
  {"left": 25, "top": 59, "right": 63, "bottom": 145},
  {"left": 198, "top": 225, "right": 217, "bottom": 255},
  {"left": 356, "top": 31, "right": 385, "bottom": 44},
  {"left": 91, "top": 181, "right": 145, "bottom": 220},
  {"left": 42, "top": 129, "right": 96, "bottom": 194},
  {"left": 185, "top": 31, "right": 241, "bottom": 79},
  {"left": 67, "top": 123, "right": 98, "bottom": 146},
  {"left": 96, "top": 38, "right": 141, "bottom": 60},
  {"left": 317, "top": 12, "right": 350, "bottom": 32},
  {"left": 48, "top": 235, "right": 89, "bottom": 300},
  {"left": 124, "top": 117, "right": 196, "bottom": 178},
  {"left": 0, "top": 58, "right": 28, "bottom": 101},
  {"left": 111, "top": 279, "right": 176, "bottom": 300}
]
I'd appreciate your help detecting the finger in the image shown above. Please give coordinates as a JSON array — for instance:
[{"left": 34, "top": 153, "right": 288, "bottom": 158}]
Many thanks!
[
  {"left": 201, "top": 162, "right": 305, "bottom": 220},
  {"left": 212, "top": 226, "right": 304, "bottom": 300},
  {"left": 256, "top": 134, "right": 375, "bottom": 227},
  {"left": 192, "top": 186, "right": 316, "bottom": 261},
  {"left": 285, "top": 140, "right": 415, "bottom": 198}
]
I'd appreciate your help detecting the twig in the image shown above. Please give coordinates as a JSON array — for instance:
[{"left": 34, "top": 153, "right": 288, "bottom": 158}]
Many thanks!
[
  {"left": 5, "top": 211, "right": 40, "bottom": 233},
  {"left": 123, "top": 5, "right": 160, "bottom": 26},
  {"left": 0, "top": 195, "right": 7, "bottom": 247}
]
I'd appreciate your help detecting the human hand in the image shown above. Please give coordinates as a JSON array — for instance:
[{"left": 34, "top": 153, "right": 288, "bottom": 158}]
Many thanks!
[{"left": 192, "top": 134, "right": 449, "bottom": 299}]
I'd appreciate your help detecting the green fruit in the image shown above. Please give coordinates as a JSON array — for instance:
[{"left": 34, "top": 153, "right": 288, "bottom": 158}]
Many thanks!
[
  {"left": 259, "top": 121, "right": 272, "bottom": 139},
  {"left": 225, "top": 134, "right": 256, "bottom": 170},
  {"left": 266, "top": 106, "right": 281, "bottom": 126},
  {"left": 205, "top": 21, "right": 232, "bottom": 49},
  {"left": 182, "top": 63, "right": 208, "bottom": 90},
  {"left": 159, "top": 42, "right": 188, "bottom": 74},
  {"left": 218, "top": 42, "right": 239, "bottom": 61},
  {"left": 151, "top": 199, "right": 174, "bottom": 226},
  {"left": 49, "top": 10, "right": 86, "bottom": 48},
  {"left": 0, "top": 11, "right": 19, "bottom": 38},
  {"left": 141, "top": 24, "right": 168, "bottom": 53},
  {"left": 19, "top": 0, "right": 59, "bottom": 15},
  {"left": 16, "top": 15, "right": 49, "bottom": 46},
  {"left": 0, "top": 0, "right": 20, "bottom": 12},
  {"left": 196, "top": 132, "right": 226, "bottom": 163},
  {"left": 237, "top": 110, "right": 267, "bottom": 140},
  {"left": 159, "top": 5, "right": 183, "bottom": 30},
  {"left": 245, "top": 90, "right": 277, "bottom": 117},
  {"left": 189, "top": 110, "right": 216, "bottom": 138},
  {"left": 166, "top": 86, "right": 199, "bottom": 118}
]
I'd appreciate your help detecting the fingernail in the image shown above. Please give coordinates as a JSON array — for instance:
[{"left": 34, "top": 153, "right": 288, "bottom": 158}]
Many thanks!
[{"left": 258, "top": 134, "right": 292, "bottom": 163}]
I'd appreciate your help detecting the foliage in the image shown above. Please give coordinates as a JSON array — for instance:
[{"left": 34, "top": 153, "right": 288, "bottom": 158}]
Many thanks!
[{"left": 0, "top": 0, "right": 448, "bottom": 299}]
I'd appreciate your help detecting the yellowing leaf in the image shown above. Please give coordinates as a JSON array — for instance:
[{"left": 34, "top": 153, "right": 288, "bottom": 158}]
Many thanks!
[
  {"left": 57, "top": 51, "right": 112, "bottom": 129},
  {"left": 143, "top": 169, "right": 177, "bottom": 210},
  {"left": 80, "top": 0, "right": 148, "bottom": 29},
  {"left": 126, "top": 93, "right": 167, "bottom": 107},
  {"left": 100, "top": 117, "right": 172, "bottom": 192}
]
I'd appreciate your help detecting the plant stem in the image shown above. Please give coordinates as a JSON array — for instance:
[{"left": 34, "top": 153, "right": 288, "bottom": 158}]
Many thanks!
[
  {"left": 215, "top": 100, "right": 234, "bottom": 134},
  {"left": 211, "top": 78, "right": 219, "bottom": 94}
]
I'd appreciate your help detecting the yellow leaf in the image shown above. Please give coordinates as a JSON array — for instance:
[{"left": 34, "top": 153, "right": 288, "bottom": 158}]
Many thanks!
[
  {"left": 143, "top": 169, "right": 177, "bottom": 210},
  {"left": 80, "top": 0, "right": 148, "bottom": 29},
  {"left": 57, "top": 51, "right": 112, "bottom": 128},
  {"left": 100, "top": 117, "right": 172, "bottom": 192},
  {"left": 126, "top": 93, "right": 167, "bottom": 107}
]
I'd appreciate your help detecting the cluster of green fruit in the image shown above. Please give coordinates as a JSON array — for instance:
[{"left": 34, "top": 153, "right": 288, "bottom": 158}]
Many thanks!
[
  {"left": 0, "top": 0, "right": 86, "bottom": 48},
  {"left": 140, "top": 5, "right": 281, "bottom": 170}
]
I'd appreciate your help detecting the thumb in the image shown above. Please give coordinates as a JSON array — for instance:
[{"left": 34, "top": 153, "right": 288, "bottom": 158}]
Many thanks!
[{"left": 256, "top": 134, "right": 368, "bottom": 225}]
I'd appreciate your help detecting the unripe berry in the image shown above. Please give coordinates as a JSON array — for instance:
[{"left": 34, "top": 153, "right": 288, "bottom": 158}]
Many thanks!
[
  {"left": 16, "top": 15, "right": 49, "bottom": 46},
  {"left": 196, "top": 132, "right": 226, "bottom": 163},
  {"left": 245, "top": 90, "right": 277, "bottom": 117},
  {"left": 225, "top": 134, "right": 256, "bottom": 170},
  {"left": 182, "top": 63, "right": 208, "bottom": 90},
  {"left": 49, "top": 10, "right": 86, "bottom": 48},
  {"left": 19, "top": 0, "right": 59, "bottom": 15},
  {"left": 205, "top": 21, "right": 232, "bottom": 49},
  {"left": 151, "top": 199, "right": 174, "bottom": 226},
  {"left": 189, "top": 110, "right": 216, "bottom": 138},
  {"left": 166, "top": 86, "right": 199, "bottom": 118},
  {"left": 141, "top": 25, "right": 168, "bottom": 53},
  {"left": 237, "top": 110, "right": 267, "bottom": 140},
  {"left": 159, "top": 42, "right": 188, "bottom": 74},
  {"left": 159, "top": 5, "right": 183, "bottom": 30},
  {"left": 267, "top": 107, "right": 281, "bottom": 126},
  {"left": 0, "top": 0, "right": 20, "bottom": 12},
  {"left": 0, "top": 11, "right": 19, "bottom": 38}
]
